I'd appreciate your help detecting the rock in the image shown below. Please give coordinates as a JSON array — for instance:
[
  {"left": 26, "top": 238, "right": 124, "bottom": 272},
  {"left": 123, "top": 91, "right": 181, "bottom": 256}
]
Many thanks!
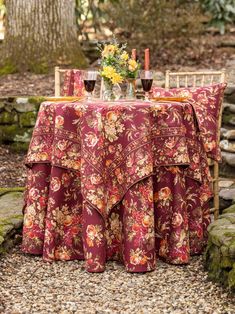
[
  {"left": 219, "top": 188, "right": 235, "bottom": 202},
  {"left": 219, "top": 188, "right": 235, "bottom": 210},
  {"left": 0, "top": 187, "right": 25, "bottom": 197},
  {"left": 226, "top": 93, "right": 235, "bottom": 105},
  {"left": 229, "top": 243, "right": 235, "bottom": 258},
  {"left": 222, "top": 112, "right": 235, "bottom": 126},
  {"left": 205, "top": 204, "right": 235, "bottom": 291},
  {"left": 228, "top": 266, "right": 235, "bottom": 290},
  {"left": 0, "top": 111, "right": 18, "bottom": 125},
  {"left": 220, "top": 140, "right": 235, "bottom": 153},
  {"left": 220, "top": 127, "right": 228, "bottom": 138},
  {"left": 224, "top": 85, "right": 235, "bottom": 96},
  {"left": 220, "top": 213, "right": 235, "bottom": 224},
  {"left": 11, "top": 142, "right": 29, "bottom": 152},
  {"left": 219, "top": 180, "right": 234, "bottom": 188},
  {"left": 0, "top": 124, "right": 33, "bottom": 143},
  {"left": 19, "top": 111, "right": 37, "bottom": 127},
  {"left": 224, "top": 129, "right": 235, "bottom": 140},
  {"left": 0, "top": 102, "right": 4, "bottom": 111},
  {"left": 0, "top": 191, "right": 24, "bottom": 251},
  {"left": 224, "top": 204, "right": 235, "bottom": 214},
  {"left": 223, "top": 103, "right": 235, "bottom": 113},
  {"left": 13, "top": 100, "right": 37, "bottom": 113},
  {"left": 16, "top": 97, "right": 29, "bottom": 105},
  {"left": 222, "top": 151, "right": 235, "bottom": 167}
]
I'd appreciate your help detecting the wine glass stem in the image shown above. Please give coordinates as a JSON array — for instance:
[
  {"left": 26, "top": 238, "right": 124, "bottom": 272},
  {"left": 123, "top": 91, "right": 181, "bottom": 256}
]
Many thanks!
[
  {"left": 87, "top": 92, "right": 92, "bottom": 102},
  {"left": 145, "top": 91, "right": 149, "bottom": 101}
]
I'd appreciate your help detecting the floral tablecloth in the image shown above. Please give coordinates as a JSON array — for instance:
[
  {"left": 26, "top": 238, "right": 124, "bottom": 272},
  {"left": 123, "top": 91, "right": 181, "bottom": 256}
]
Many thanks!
[{"left": 22, "top": 99, "right": 212, "bottom": 272}]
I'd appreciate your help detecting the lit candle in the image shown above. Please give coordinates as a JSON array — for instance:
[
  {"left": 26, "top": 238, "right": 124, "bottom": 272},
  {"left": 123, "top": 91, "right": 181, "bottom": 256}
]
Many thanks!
[
  {"left": 144, "top": 48, "right": 150, "bottom": 70},
  {"left": 132, "top": 49, "right": 136, "bottom": 60}
]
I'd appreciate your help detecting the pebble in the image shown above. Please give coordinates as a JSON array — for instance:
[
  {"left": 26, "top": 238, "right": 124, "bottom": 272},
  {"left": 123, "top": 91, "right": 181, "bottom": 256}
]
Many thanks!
[{"left": 0, "top": 246, "right": 235, "bottom": 313}]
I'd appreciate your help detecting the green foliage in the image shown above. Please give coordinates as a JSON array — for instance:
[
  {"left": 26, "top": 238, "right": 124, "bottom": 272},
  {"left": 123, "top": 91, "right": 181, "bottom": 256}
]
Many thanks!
[
  {"left": 99, "top": 1, "right": 203, "bottom": 66},
  {"left": 0, "top": 0, "right": 6, "bottom": 15},
  {"left": 75, "top": 0, "right": 119, "bottom": 38},
  {"left": 200, "top": 0, "right": 235, "bottom": 34}
]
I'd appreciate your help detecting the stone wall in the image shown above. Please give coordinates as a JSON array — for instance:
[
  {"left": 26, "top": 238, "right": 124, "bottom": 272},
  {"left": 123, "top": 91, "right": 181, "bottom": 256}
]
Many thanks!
[
  {"left": 0, "top": 187, "right": 24, "bottom": 253},
  {"left": 204, "top": 204, "right": 235, "bottom": 291},
  {"left": 0, "top": 97, "right": 43, "bottom": 151},
  {"left": 220, "top": 57, "right": 235, "bottom": 177}
]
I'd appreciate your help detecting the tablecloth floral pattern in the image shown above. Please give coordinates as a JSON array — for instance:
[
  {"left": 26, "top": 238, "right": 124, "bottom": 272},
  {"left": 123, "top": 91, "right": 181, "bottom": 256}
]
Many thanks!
[{"left": 22, "top": 99, "right": 213, "bottom": 272}]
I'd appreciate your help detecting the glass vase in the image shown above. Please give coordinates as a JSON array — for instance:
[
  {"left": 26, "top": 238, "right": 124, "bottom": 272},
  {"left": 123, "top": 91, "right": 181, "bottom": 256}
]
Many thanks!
[
  {"left": 102, "top": 79, "right": 115, "bottom": 101},
  {"left": 126, "top": 79, "right": 136, "bottom": 100}
]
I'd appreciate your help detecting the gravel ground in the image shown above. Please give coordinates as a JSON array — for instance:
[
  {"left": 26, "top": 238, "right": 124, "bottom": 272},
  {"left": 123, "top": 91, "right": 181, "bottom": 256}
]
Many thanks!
[
  {"left": 0, "top": 145, "right": 26, "bottom": 188},
  {"left": 0, "top": 246, "right": 234, "bottom": 314}
]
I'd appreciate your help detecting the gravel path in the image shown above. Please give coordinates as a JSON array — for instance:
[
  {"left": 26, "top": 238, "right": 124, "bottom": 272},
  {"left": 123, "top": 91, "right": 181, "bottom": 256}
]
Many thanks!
[
  {"left": 0, "top": 246, "right": 234, "bottom": 314},
  {"left": 0, "top": 145, "right": 26, "bottom": 188}
]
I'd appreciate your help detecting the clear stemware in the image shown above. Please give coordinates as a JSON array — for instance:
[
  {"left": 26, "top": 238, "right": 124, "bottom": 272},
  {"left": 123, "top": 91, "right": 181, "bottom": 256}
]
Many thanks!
[
  {"left": 140, "top": 70, "right": 153, "bottom": 101},
  {"left": 82, "top": 70, "right": 98, "bottom": 101}
]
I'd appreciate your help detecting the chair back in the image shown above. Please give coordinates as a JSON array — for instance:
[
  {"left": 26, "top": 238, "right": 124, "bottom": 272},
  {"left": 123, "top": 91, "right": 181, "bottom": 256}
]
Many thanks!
[
  {"left": 165, "top": 69, "right": 226, "bottom": 89},
  {"left": 54, "top": 66, "right": 84, "bottom": 97},
  {"left": 165, "top": 69, "right": 226, "bottom": 219}
]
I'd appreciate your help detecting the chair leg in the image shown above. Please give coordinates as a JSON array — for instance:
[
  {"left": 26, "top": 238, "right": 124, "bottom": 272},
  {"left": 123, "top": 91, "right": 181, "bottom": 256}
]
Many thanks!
[{"left": 213, "top": 162, "right": 219, "bottom": 219}]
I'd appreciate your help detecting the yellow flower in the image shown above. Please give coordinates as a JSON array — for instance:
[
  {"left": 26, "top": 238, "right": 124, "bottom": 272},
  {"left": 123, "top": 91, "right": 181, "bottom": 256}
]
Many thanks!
[
  {"left": 101, "top": 66, "right": 116, "bottom": 79},
  {"left": 111, "top": 73, "right": 123, "bottom": 84},
  {"left": 120, "top": 51, "right": 129, "bottom": 61},
  {"left": 102, "top": 44, "right": 118, "bottom": 57},
  {"left": 128, "top": 59, "right": 138, "bottom": 72},
  {"left": 101, "top": 66, "right": 123, "bottom": 84}
]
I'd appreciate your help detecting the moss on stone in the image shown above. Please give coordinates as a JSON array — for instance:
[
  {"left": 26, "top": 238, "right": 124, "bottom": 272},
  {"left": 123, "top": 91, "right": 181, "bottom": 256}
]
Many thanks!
[
  {"left": 223, "top": 112, "right": 235, "bottom": 126},
  {"left": 0, "top": 215, "right": 23, "bottom": 228},
  {"left": 220, "top": 213, "right": 235, "bottom": 224},
  {"left": 228, "top": 267, "right": 235, "bottom": 290},
  {"left": 0, "top": 111, "right": 18, "bottom": 124},
  {"left": 0, "top": 124, "right": 33, "bottom": 143},
  {"left": 0, "top": 187, "right": 25, "bottom": 197},
  {"left": 0, "top": 124, "right": 19, "bottom": 142},
  {"left": 28, "top": 96, "right": 45, "bottom": 111},
  {"left": 19, "top": 111, "right": 37, "bottom": 127},
  {"left": 205, "top": 206, "right": 235, "bottom": 291},
  {"left": 11, "top": 142, "right": 29, "bottom": 152},
  {"left": 224, "top": 204, "right": 235, "bottom": 214},
  {"left": 220, "top": 256, "right": 234, "bottom": 269}
]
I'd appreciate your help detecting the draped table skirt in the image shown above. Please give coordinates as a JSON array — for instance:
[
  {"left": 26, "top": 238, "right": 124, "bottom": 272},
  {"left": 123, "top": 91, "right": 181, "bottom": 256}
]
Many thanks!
[{"left": 22, "top": 100, "right": 213, "bottom": 272}]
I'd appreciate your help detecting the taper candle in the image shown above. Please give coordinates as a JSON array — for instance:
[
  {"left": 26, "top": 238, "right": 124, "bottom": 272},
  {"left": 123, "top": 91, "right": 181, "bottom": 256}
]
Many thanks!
[
  {"left": 144, "top": 48, "right": 150, "bottom": 70},
  {"left": 132, "top": 49, "right": 136, "bottom": 60}
]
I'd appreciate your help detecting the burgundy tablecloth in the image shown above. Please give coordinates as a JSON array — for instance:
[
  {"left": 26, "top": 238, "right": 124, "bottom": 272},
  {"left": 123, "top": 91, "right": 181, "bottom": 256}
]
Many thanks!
[{"left": 22, "top": 100, "right": 212, "bottom": 272}]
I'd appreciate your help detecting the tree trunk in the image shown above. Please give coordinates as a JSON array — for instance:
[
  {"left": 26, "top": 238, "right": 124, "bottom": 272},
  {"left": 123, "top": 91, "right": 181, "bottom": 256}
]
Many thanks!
[{"left": 0, "top": 0, "right": 88, "bottom": 73}]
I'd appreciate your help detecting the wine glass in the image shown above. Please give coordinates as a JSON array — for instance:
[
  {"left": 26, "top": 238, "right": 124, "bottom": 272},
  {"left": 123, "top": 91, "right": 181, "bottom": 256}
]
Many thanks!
[
  {"left": 82, "top": 70, "right": 98, "bottom": 101},
  {"left": 140, "top": 70, "right": 153, "bottom": 101}
]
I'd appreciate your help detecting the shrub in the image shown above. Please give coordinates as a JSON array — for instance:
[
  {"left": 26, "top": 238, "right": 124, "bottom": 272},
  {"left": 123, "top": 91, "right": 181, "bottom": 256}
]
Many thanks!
[{"left": 200, "top": 0, "right": 235, "bottom": 34}]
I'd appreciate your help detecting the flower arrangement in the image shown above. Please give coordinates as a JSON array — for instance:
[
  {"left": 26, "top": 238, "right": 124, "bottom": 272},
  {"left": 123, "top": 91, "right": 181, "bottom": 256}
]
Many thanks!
[{"left": 98, "top": 38, "right": 140, "bottom": 99}]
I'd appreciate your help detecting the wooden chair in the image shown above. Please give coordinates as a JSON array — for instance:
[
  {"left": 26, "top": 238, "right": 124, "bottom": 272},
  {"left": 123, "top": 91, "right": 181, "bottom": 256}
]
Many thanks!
[
  {"left": 54, "top": 66, "right": 68, "bottom": 97},
  {"left": 55, "top": 66, "right": 85, "bottom": 97},
  {"left": 165, "top": 69, "right": 226, "bottom": 219}
]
